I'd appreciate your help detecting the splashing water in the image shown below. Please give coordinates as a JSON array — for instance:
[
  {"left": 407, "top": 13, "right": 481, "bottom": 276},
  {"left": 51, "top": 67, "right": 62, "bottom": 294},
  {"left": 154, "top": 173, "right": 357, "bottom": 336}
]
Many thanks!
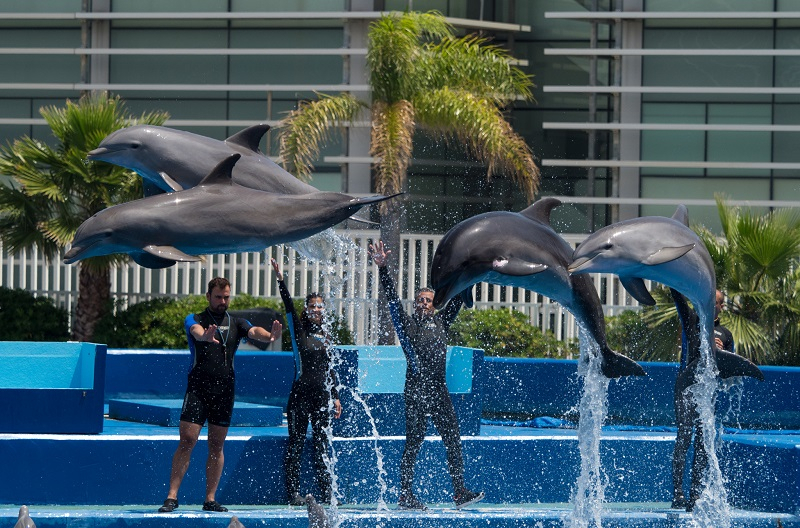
[
  {"left": 293, "top": 246, "right": 389, "bottom": 511},
  {"left": 686, "top": 324, "right": 731, "bottom": 528},
  {"left": 345, "top": 385, "right": 390, "bottom": 510},
  {"left": 566, "top": 329, "right": 609, "bottom": 528},
  {"left": 289, "top": 230, "right": 358, "bottom": 263}
]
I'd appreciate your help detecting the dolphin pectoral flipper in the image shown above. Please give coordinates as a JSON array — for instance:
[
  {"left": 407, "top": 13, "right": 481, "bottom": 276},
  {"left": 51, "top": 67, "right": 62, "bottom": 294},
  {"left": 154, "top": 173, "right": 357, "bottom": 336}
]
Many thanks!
[
  {"left": 620, "top": 277, "right": 657, "bottom": 306},
  {"left": 715, "top": 349, "right": 764, "bottom": 381},
  {"left": 158, "top": 172, "right": 184, "bottom": 192},
  {"left": 492, "top": 257, "right": 548, "bottom": 276},
  {"left": 600, "top": 345, "right": 647, "bottom": 378},
  {"left": 142, "top": 245, "right": 201, "bottom": 262},
  {"left": 130, "top": 252, "right": 177, "bottom": 269},
  {"left": 644, "top": 244, "right": 695, "bottom": 265}
]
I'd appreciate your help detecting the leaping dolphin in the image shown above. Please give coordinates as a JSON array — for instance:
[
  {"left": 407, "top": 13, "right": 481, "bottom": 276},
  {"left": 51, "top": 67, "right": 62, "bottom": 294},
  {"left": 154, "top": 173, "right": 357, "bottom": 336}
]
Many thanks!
[
  {"left": 569, "top": 205, "right": 719, "bottom": 362},
  {"left": 87, "top": 124, "right": 317, "bottom": 196},
  {"left": 429, "top": 197, "right": 645, "bottom": 378},
  {"left": 64, "top": 154, "right": 397, "bottom": 269}
]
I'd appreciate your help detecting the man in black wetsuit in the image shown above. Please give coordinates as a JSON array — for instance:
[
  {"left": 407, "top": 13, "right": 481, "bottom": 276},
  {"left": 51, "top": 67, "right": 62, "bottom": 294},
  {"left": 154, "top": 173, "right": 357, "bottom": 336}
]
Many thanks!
[
  {"left": 271, "top": 258, "right": 342, "bottom": 507},
  {"left": 158, "top": 277, "right": 282, "bottom": 514},
  {"left": 671, "top": 289, "right": 736, "bottom": 511},
  {"left": 368, "top": 241, "right": 484, "bottom": 511}
]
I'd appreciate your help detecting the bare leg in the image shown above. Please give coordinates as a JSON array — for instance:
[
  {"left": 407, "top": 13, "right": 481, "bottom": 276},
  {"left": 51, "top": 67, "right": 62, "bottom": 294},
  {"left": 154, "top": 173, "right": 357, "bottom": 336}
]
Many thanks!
[
  {"left": 166, "top": 420, "right": 202, "bottom": 500},
  {"left": 205, "top": 423, "right": 229, "bottom": 502}
]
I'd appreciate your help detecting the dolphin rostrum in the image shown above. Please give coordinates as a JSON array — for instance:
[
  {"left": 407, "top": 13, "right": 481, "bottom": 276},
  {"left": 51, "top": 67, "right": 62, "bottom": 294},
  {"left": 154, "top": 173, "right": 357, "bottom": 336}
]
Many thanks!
[
  {"left": 306, "top": 495, "right": 330, "bottom": 528},
  {"left": 87, "top": 124, "right": 318, "bottom": 196},
  {"left": 64, "top": 154, "right": 397, "bottom": 269},
  {"left": 14, "top": 505, "right": 35, "bottom": 528},
  {"left": 429, "top": 197, "right": 645, "bottom": 378}
]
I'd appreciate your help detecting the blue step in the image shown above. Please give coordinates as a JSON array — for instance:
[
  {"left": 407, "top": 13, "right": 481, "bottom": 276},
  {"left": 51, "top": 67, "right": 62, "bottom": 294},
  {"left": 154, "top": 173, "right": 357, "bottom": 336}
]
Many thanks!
[{"left": 108, "top": 398, "right": 284, "bottom": 427}]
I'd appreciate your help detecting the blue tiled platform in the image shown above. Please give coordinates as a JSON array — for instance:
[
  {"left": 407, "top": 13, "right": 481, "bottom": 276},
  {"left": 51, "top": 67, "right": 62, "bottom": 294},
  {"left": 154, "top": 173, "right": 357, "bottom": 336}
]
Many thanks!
[
  {"left": 108, "top": 399, "right": 284, "bottom": 427},
  {"left": 1, "top": 502, "right": 798, "bottom": 528},
  {"left": 1, "top": 347, "right": 799, "bottom": 528}
]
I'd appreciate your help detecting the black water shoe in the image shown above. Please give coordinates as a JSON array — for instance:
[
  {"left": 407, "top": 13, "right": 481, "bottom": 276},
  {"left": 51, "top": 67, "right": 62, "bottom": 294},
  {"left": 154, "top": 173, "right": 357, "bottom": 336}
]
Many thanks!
[
  {"left": 202, "top": 500, "right": 228, "bottom": 512},
  {"left": 454, "top": 489, "right": 485, "bottom": 509},
  {"left": 158, "top": 498, "right": 178, "bottom": 513},
  {"left": 398, "top": 493, "right": 427, "bottom": 511}
]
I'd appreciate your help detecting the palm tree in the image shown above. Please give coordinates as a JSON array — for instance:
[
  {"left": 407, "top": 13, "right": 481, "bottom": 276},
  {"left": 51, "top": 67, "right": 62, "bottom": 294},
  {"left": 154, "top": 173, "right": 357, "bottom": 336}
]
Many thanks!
[
  {"left": 694, "top": 195, "right": 800, "bottom": 365},
  {"left": 278, "top": 11, "right": 539, "bottom": 342},
  {"left": 0, "top": 92, "right": 169, "bottom": 342}
]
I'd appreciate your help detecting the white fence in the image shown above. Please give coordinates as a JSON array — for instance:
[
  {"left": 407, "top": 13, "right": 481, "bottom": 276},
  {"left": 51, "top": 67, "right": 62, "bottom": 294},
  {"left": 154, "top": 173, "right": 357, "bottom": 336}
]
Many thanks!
[{"left": 0, "top": 230, "right": 645, "bottom": 345}]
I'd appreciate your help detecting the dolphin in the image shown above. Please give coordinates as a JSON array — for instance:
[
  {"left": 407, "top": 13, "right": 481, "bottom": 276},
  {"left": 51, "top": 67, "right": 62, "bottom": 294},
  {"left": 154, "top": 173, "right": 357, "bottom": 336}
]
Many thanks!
[
  {"left": 429, "top": 197, "right": 645, "bottom": 378},
  {"left": 87, "top": 124, "right": 318, "bottom": 196},
  {"left": 306, "top": 495, "right": 330, "bottom": 528},
  {"left": 14, "top": 505, "right": 35, "bottom": 528},
  {"left": 670, "top": 287, "right": 763, "bottom": 510},
  {"left": 64, "top": 154, "right": 397, "bottom": 269},
  {"left": 227, "top": 516, "right": 246, "bottom": 528},
  {"left": 569, "top": 205, "right": 725, "bottom": 366}
]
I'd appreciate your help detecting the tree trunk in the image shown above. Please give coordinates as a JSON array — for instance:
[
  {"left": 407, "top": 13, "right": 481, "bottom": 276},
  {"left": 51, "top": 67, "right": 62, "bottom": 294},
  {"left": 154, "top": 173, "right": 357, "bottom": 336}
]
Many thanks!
[
  {"left": 71, "top": 264, "right": 111, "bottom": 342},
  {"left": 377, "top": 199, "right": 404, "bottom": 345}
]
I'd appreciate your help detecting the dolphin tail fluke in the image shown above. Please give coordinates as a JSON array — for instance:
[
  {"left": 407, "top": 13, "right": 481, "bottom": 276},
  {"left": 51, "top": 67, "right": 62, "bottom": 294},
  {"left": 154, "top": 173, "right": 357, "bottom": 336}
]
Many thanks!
[
  {"left": 715, "top": 348, "right": 764, "bottom": 381},
  {"left": 600, "top": 346, "right": 647, "bottom": 378}
]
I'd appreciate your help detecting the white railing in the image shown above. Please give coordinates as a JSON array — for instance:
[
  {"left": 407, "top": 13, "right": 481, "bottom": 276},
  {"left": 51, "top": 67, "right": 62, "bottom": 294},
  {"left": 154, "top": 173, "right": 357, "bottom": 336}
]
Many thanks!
[{"left": 0, "top": 230, "right": 644, "bottom": 345}]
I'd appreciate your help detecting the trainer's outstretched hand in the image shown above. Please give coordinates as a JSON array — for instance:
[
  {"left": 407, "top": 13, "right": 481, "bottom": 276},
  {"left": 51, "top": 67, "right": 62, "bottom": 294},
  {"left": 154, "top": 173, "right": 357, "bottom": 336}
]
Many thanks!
[{"left": 368, "top": 240, "right": 390, "bottom": 268}]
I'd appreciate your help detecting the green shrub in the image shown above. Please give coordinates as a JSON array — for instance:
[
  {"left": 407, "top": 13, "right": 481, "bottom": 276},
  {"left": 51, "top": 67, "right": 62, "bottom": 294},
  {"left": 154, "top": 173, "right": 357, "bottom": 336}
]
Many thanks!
[
  {"left": 605, "top": 308, "right": 680, "bottom": 362},
  {"left": 0, "top": 287, "right": 69, "bottom": 341},
  {"left": 450, "top": 307, "right": 578, "bottom": 358},
  {"left": 94, "top": 293, "right": 353, "bottom": 349}
]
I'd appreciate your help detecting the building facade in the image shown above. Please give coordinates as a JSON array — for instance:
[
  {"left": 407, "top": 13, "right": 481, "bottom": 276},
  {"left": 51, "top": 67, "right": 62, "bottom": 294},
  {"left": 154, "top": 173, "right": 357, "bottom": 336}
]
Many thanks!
[{"left": 2, "top": 1, "right": 799, "bottom": 341}]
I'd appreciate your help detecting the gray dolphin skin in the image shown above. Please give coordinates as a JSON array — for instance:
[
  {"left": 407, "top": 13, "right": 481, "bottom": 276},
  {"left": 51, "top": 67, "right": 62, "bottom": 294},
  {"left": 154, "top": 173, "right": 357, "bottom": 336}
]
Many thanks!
[
  {"left": 14, "top": 505, "right": 36, "bottom": 528},
  {"left": 64, "top": 154, "right": 397, "bottom": 269},
  {"left": 569, "top": 205, "right": 719, "bottom": 355},
  {"left": 87, "top": 124, "right": 318, "bottom": 196},
  {"left": 306, "top": 495, "right": 330, "bottom": 528},
  {"left": 430, "top": 197, "right": 645, "bottom": 379}
]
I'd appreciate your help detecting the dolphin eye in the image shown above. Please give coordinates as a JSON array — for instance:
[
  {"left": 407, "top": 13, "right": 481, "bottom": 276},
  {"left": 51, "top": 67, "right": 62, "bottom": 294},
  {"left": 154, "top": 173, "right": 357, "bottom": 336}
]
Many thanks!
[
  {"left": 601, "top": 243, "right": 613, "bottom": 250},
  {"left": 130, "top": 143, "right": 140, "bottom": 149}
]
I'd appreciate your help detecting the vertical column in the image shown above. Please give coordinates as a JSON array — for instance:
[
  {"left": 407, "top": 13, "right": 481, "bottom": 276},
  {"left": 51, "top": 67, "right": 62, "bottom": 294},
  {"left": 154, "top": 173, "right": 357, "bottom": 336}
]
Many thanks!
[
  {"left": 343, "top": 0, "right": 374, "bottom": 195},
  {"left": 90, "top": 0, "right": 111, "bottom": 85},
  {"left": 617, "top": 0, "right": 643, "bottom": 221}
]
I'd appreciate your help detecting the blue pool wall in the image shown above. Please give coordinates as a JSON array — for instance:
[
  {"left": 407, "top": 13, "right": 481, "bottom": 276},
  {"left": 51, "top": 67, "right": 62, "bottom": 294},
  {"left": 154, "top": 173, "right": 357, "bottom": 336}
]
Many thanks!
[
  {"left": 0, "top": 341, "right": 106, "bottom": 434},
  {"left": 480, "top": 357, "right": 800, "bottom": 429}
]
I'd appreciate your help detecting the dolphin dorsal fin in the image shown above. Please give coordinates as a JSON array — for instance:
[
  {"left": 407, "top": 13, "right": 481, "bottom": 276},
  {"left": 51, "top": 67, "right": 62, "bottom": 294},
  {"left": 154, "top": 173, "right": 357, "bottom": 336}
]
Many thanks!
[
  {"left": 672, "top": 204, "right": 690, "bottom": 226},
  {"left": 225, "top": 124, "right": 270, "bottom": 153},
  {"left": 519, "top": 197, "right": 562, "bottom": 225},
  {"left": 198, "top": 154, "right": 241, "bottom": 186}
]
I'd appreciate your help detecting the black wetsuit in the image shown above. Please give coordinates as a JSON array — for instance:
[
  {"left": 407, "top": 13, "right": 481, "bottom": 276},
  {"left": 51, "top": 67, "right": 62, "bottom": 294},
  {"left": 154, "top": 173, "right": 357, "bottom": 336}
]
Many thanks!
[
  {"left": 279, "top": 279, "right": 339, "bottom": 502},
  {"left": 671, "top": 290, "right": 735, "bottom": 510},
  {"left": 378, "top": 266, "right": 469, "bottom": 497},
  {"left": 181, "top": 310, "right": 252, "bottom": 427}
]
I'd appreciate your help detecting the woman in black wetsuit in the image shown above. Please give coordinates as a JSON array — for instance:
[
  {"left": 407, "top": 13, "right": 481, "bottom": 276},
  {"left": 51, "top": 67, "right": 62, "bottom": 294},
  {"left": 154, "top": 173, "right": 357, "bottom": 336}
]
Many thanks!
[{"left": 271, "top": 258, "right": 342, "bottom": 506}]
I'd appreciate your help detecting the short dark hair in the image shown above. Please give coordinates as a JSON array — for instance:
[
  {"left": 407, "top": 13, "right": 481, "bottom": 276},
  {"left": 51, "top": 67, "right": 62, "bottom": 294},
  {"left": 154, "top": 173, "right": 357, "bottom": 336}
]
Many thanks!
[
  {"left": 416, "top": 287, "right": 434, "bottom": 298},
  {"left": 305, "top": 292, "right": 324, "bottom": 306},
  {"left": 207, "top": 277, "right": 230, "bottom": 293}
]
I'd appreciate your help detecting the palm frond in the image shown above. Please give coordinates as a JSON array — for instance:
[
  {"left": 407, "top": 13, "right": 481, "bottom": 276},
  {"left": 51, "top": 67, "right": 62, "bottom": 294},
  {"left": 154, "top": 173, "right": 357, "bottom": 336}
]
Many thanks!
[
  {"left": 278, "top": 92, "right": 367, "bottom": 181},
  {"left": 413, "top": 88, "right": 539, "bottom": 201},
  {"left": 422, "top": 35, "right": 534, "bottom": 104},
  {"left": 367, "top": 11, "right": 454, "bottom": 102}
]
